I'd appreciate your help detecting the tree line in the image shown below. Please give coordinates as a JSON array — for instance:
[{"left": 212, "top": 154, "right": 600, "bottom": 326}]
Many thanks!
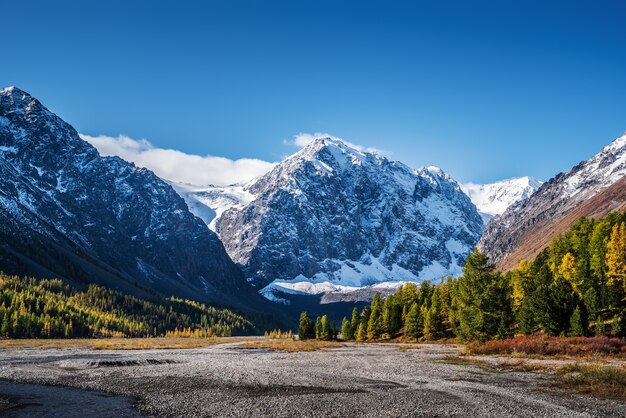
[
  {"left": 298, "top": 211, "right": 626, "bottom": 342},
  {"left": 0, "top": 274, "right": 253, "bottom": 338}
]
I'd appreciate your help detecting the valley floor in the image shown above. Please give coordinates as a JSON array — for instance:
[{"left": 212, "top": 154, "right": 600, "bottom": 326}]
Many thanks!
[{"left": 0, "top": 340, "right": 624, "bottom": 417}]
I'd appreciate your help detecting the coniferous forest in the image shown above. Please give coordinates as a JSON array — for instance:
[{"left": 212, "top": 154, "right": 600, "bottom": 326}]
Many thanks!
[
  {"left": 0, "top": 274, "right": 253, "bottom": 338},
  {"left": 302, "top": 211, "right": 626, "bottom": 343}
]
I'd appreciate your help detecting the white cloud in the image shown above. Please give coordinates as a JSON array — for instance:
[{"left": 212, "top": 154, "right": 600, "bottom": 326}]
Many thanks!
[
  {"left": 285, "top": 132, "right": 388, "bottom": 155},
  {"left": 80, "top": 134, "right": 275, "bottom": 187}
]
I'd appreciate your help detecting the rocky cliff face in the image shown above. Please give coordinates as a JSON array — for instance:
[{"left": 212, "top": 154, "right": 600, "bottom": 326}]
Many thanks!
[
  {"left": 478, "top": 132, "right": 626, "bottom": 269},
  {"left": 0, "top": 87, "right": 253, "bottom": 307},
  {"left": 217, "top": 138, "right": 484, "bottom": 296}
]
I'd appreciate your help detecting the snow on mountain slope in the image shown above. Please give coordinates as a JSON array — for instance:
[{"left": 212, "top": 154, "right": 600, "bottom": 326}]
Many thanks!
[
  {"left": 0, "top": 86, "right": 258, "bottom": 308},
  {"left": 461, "top": 177, "right": 543, "bottom": 223},
  {"left": 169, "top": 182, "right": 253, "bottom": 231},
  {"left": 216, "top": 137, "right": 484, "bottom": 299},
  {"left": 479, "top": 132, "right": 626, "bottom": 268}
]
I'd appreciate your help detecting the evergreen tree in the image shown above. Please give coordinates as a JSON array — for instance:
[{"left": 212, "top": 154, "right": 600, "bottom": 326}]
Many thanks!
[
  {"left": 320, "top": 315, "right": 332, "bottom": 341},
  {"left": 457, "top": 249, "right": 512, "bottom": 342},
  {"left": 606, "top": 223, "right": 626, "bottom": 293},
  {"left": 367, "top": 293, "right": 384, "bottom": 340},
  {"left": 1, "top": 314, "right": 9, "bottom": 337},
  {"left": 404, "top": 302, "right": 423, "bottom": 340},
  {"left": 341, "top": 317, "right": 352, "bottom": 341},
  {"left": 356, "top": 322, "right": 367, "bottom": 341},
  {"left": 315, "top": 316, "right": 322, "bottom": 339},
  {"left": 350, "top": 307, "right": 360, "bottom": 334},
  {"left": 569, "top": 306, "right": 584, "bottom": 337},
  {"left": 298, "top": 311, "right": 315, "bottom": 340},
  {"left": 382, "top": 294, "right": 402, "bottom": 337},
  {"left": 423, "top": 297, "right": 443, "bottom": 341}
]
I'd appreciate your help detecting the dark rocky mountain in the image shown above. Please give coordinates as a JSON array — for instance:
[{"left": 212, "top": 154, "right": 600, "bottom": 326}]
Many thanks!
[
  {"left": 478, "top": 132, "right": 626, "bottom": 270},
  {"left": 0, "top": 86, "right": 257, "bottom": 308},
  {"left": 216, "top": 137, "right": 484, "bottom": 299}
]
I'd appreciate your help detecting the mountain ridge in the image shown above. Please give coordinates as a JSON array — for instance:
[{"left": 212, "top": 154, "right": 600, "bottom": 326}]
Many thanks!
[
  {"left": 478, "top": 132, "right": 626, "bottom": 270},
  {"left": 0, "top": 86, "right": 261, "bottom": 310},
  {"left": 214, "top": 137, "right": 484, "bottom": 300}
]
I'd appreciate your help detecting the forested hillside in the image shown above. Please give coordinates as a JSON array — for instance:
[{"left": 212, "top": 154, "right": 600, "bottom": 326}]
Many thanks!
[
  {"left": 0, "top": 274, "right": 253, "bottom": 338},
  {"left": 309, "top": 211, "right": 626, "bottom": 342}
]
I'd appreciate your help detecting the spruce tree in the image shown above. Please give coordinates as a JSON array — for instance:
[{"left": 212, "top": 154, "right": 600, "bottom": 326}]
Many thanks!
[
  {"left": 1, "top": 315, "right": 9, "bottom": 337},
  {"left": 382, "top": 294, "right": 402, "bottom": 337},
  {"left": 315, "top": 316, "right": 322, "bottom": 339},
  {"left": 404, "top": 302, "right": 423, "bottom": 340},
  {"left": 298, "top": 311, "right": 315, "bottom": 340},
  {"left": 320, "top": 315, "right": 332, "bottom": 341},
  {"left": 367, "top": 293, "right": 384, "bottom": 340},
  {"left": 350, "top": 307, "right": 360, "bottom": 334},
  {"left": 607, "top": 223, "right": 626, "bottom": 295},
  {"left": 457, "top": 249, "right": 512, "bottom": 342},
  {"left": 356, "top": 322, "right": 367, "bottom": 341},
  {"left": 423, "top": 297, "right": 443, "bottom": 341},
  {"left": 341, "top": 317, "right": 352, "bottom": 340},
  {"left": 569, "top": 306, "right": 584, "bottom": 337}
]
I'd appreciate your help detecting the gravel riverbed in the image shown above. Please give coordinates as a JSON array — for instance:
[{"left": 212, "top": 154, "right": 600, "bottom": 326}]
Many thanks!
[{"left": 0, "top": 342, "right": 624, "bottom": 417}]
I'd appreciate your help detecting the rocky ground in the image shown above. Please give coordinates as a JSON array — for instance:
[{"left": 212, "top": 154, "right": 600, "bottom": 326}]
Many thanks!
[{"left": 0, "top": 342, "right": 624, "bottom": 417}]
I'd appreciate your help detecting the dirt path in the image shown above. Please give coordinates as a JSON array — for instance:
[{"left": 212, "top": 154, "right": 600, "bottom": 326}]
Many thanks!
[{"left": 0, "top": 342, "right": 623, "bottom": 417}]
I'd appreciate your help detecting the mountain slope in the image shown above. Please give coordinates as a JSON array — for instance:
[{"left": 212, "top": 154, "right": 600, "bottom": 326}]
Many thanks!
[
  {"left": 461, "top": 177, "right": 543, "bottom": 223},
  {"left": 478, "top": 132, "right": 626, "bottom": 270},
  {"left": 0, "top": 86, "right": 255, "bottom": 308},
  {"left": 217, "top": 137, "right": 484, "bottom": 297}
]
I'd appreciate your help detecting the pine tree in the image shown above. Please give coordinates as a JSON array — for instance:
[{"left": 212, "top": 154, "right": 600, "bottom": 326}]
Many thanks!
[
  {"left": 606, "top": 223, "right": 626, "bottom": 292},
  {"left": 423, "top": 297, "right": 443, "bottom": 341},
  {"left": 341, "top": 317, "right": 352, "bottom": 341},
  {"left": 382, "top": 294, "right": 402, "bottom": 337},
  {"left": 1, "top": 314, "right": 9, "bottom": 337},
  {"left": 356, "top": 322, "right": 367, "bottom": 341},
  {"left": 404, "top": 302, "right": 423, "bottom": 340},
  {"left": 298, "top": 311, "right": 315, "bottom": 340},
  {"left": 568, "top": 306, "right": 584, "bottom": 337},
  {"left": 367, "top": 293, "right": 384, "bottom": 340},
  {"left": 315, "top": 316, "right": 322, "bottom": 339},
  {"left": 350, "top": 307, "right": 360, "bottom": 335},
  {"left": 457, "top": 249, "right": 512, "bottom": 342},
  {"left": 320, "top": 315, "right": 332, "bottom": 341}
]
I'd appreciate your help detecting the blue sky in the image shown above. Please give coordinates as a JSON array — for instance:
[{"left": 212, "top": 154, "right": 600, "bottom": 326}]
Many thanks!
[{"left": 3, "top": 0, "right": 626, "bottom": 184}]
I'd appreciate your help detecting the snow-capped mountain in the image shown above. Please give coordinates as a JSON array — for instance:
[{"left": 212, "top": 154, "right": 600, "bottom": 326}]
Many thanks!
[
  {"left": 479, "top": 132, "right": 626, "bottom": 269},
  {"left": 169, "top": 182, "right": 254, "bottom": 231},
  {"left": 214, "top": 137, "right": 483, "bottom": 300},
  {"left": 461, "top": 177, "right": 543, "bottom": 223},
  {"left": 0, "top": 86, "right": 257, "bottom": 307}
]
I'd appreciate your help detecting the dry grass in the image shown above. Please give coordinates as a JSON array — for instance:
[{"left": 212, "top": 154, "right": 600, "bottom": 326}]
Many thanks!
[
  {"left": 397, "top": 344, "right": 422, "bottom": 352},
  {"left": 436, "top": 355, "right": 494, "bottom": 369},
  {"left": 437, "top": 355, "right": 547, "bottom": 374},
  {"left": 0, "top": 337, "right": 251, "bottom": 350},
  {"left": 555, "top": 363, "right": 626, "bottom": 400},
  {"left": 466, "top": 336, "right": 626, "bottom": 359},
  {"left": 235, "top": 339, "right": 344, "bottom": 353},
  {"left": 495, "top": 360, "right": 547, "bottom": 373}
]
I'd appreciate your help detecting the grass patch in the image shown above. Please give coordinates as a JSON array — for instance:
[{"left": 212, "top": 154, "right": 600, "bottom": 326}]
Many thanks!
[
  {"left": 0, "top": 337, "right": 250, "bottom": 350},
  {"left": 397, "top": 344, "right": 421, "bottom": 352},
  {"left": 555, "top": 363, "right": 626, "bottom": 400},
  {"left": 436, "top": 355, "right": 547, "bottom": 374},
  {"left": 436, "top": 355, "right": 494, "bottom": 369},
  {"left": 496, "top": 360, "right": 547, "bottom": 373},
  {"left": 235, "top": 339, "right": 344, "bottom": 353}
]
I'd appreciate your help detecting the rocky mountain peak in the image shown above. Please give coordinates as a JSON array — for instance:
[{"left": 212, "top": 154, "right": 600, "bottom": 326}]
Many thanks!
[
  {"left": 0, "top": 86, "right": 259, "bottom": 309},
  {"left": 478, "top": 132, "right": 626, "bottom": 269},
  {"left": 216, "top": 137, "right": 484, "bottom": 300}
]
